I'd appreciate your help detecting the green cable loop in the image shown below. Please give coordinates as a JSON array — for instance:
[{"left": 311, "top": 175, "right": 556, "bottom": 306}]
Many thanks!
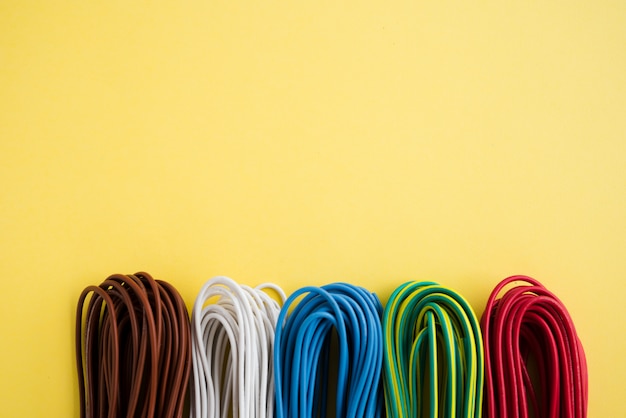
[{"left": 383, "top": 281, "right": 484, "bottom": 418}]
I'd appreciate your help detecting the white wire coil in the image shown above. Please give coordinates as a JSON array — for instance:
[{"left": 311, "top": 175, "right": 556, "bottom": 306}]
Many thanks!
[{"left": 190, "top": 276, "right": 286, "bottom": 418}]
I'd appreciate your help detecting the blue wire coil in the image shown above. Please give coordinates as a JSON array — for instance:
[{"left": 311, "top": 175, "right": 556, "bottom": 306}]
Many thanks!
[{"left": 274, "top": 283, "right": 384, "bottom": 418}]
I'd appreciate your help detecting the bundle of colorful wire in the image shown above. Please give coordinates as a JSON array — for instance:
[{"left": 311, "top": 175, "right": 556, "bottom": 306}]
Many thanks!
[
  {"left": 481, "top": 275, "right": 588, "bottom": 418},
  {"left": 75, "top": 272, "right": 191, "bottom": 418},
  {"left": 189, "top": 276, "right": 285, "bottom": 418},
  {"left": 383, "top": 281, "right": 484, "bottom": 418},
  {"left": 274, "top": 283, "right": 384, "bottom": 418}
]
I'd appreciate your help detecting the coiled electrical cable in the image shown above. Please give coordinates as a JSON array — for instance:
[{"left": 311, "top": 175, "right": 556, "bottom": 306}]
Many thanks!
[
  {"left": 75, "top": 272, "right": 191, "bottom": 418},
  {"left": 190, "top": 276, "right": 285, "bottom": 418},
  {"left": 481, "top": 275, "right": 588, "bottom": 418},
  {"left": 383, "top": 281, "right": 484, "bottom": 418},
  {"left": 274, "top": 282, "right": 384, "bottom": 418}
]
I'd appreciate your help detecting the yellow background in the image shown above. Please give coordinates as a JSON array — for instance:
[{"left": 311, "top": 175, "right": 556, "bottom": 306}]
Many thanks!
[{"left": 1, "top": 1, "right": 624, "bottom": 416}]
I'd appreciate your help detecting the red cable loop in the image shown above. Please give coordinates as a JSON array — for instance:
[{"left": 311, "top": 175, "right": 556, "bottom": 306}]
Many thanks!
[{"left": 481, "top": 275, "right": 588, "bottom": 418}]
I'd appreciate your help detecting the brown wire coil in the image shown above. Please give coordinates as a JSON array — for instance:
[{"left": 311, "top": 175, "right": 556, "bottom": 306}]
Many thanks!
[{"left": 76, "top": 272, "right": 191, "bottom": 418}]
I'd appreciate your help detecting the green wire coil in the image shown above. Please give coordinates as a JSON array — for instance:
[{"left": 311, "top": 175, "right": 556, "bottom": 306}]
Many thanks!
[{"left": 383, "top": 281, "right": 484, "bottom": 418}]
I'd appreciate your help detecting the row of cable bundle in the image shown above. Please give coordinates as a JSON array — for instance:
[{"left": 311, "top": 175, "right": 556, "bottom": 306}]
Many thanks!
[{"left": 76, "top": 273, "right": 587, "bottom": 418}]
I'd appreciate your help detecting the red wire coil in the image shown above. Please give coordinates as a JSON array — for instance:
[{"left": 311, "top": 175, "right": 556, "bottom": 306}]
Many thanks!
[{"left": 481, "top": 275, "right": 588, "bottom": 418}]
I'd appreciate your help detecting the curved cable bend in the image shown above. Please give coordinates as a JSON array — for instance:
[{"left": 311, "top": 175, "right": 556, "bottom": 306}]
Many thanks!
[
  {"left": 190, "top": 276, "right": 284, "bottom": 418},
  {"left": 383, "top": 281, "right": 484, "bottom": 418},
  {"left": 274, "top": 283, "right": 384, "bottom": 418},
  {"left": 481, "top": 275, "right": 588, "bottom": 418}
]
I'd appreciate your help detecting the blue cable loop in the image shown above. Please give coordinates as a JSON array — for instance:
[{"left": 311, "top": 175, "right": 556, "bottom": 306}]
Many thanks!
[{"left": 274, "top": 283, "right": 384, "bottom": 418}]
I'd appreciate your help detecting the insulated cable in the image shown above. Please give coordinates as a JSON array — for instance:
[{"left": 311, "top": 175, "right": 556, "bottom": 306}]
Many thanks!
[
  {"left": 383, "top": 281, "right": 484, "bottom": 418},
  {"left": 189, "top": 276, "right": 285, "bottom": 418},
  {"left": 75, "top": 272, "right": 191, "bottom": 418},
  {"left": 274, "top": 282, "right": 384, "bottom": 418},
  {"left": 481, "top": 275, "right": 588, "bottom": 418}
]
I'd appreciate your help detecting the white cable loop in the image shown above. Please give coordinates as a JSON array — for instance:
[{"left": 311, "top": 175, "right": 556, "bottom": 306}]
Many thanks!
[{"left": 190, "top": 276, "right": 285, "bottom": 418}]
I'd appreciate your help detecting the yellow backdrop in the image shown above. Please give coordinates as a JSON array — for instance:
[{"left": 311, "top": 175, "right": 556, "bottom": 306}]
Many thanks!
[{"left": 1, "top": 1, "right": 624, "bottom": 416}]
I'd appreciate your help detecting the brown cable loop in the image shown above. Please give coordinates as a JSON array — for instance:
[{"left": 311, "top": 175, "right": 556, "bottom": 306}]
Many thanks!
[{"left": 76, "top": 272, "right": 191, "bottom": 418}]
